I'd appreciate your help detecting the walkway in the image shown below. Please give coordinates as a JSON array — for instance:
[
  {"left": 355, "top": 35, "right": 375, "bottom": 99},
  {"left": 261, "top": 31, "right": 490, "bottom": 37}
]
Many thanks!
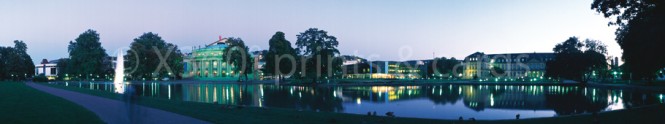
[{"left": 26, "top": 82, "right": 210, "bottom": 124}]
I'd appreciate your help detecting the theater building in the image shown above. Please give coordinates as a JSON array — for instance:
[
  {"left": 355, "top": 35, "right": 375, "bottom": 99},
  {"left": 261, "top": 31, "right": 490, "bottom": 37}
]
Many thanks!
[{"left": 182, "top": 36, "right": 263, "bottom": 80}]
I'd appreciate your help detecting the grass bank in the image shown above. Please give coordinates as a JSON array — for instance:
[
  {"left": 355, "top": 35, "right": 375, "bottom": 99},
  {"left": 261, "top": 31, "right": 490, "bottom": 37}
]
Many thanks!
[
  {"left": 0, "top": 82, "right": 104, "bottom": 124},
  {"left": 38, "top": 82, "right": 665, "bottom": 124}
]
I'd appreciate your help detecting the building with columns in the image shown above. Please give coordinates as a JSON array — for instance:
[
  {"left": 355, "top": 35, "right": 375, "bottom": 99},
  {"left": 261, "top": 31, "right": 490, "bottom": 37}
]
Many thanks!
[{"left": 183, "top": 36, "right": 263, "bottom": 80}]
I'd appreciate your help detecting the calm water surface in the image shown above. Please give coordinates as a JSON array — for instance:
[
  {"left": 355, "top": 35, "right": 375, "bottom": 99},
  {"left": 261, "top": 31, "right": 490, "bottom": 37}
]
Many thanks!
[{"left": 50, "top": 82, "right": 665, "bottom": 120}]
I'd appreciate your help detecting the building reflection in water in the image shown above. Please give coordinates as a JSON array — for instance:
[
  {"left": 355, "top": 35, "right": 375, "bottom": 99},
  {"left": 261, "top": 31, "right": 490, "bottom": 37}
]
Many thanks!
[{"left": 52, "top": 82, "right": 665, "bottom": 120}]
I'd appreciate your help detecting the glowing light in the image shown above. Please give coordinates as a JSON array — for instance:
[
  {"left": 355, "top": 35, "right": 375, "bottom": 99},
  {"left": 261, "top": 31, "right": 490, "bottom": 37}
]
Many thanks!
[
  {"left": 333, "top": 91, "right": 337, "bottom": 97},
  {"left": 431, "top": 87, "right": 435, "bottom": 94},
  {"left": 490, "top": 93, "right": 494, "bottom": 106},
  {"left": 260, "top": 85, "right": 264, "bottom": 97},
  {"left": 356, "top": 98, "right": 362, "bottom": 105},
  {"left": 458, "top": 87, "right": 462, "bottom": 95}
]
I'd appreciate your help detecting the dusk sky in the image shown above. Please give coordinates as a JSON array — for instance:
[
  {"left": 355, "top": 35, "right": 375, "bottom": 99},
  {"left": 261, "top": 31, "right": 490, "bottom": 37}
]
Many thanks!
[{"left": 0, "top": 0, "right": 619, "bottom": 64}]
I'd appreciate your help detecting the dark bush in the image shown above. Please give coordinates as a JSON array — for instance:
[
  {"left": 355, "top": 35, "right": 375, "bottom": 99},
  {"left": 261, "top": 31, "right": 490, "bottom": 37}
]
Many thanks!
[{"left": 33, "top": 74, "right": 49, "bottom": 82}]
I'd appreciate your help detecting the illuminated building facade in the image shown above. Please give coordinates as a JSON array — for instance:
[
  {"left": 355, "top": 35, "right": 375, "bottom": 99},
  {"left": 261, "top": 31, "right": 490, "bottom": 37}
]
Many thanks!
[
  {"left": 35, "top": 59, "right": 59, "bottom": 80},
  {"left": 342, "top": 60, "right": 426, "bottom": 79},
  {"left": 462, "top": 52, "right": 554, "bottom": 80},
  {"left": 183, "top": 36, "right": 262, "bottom": 80}
]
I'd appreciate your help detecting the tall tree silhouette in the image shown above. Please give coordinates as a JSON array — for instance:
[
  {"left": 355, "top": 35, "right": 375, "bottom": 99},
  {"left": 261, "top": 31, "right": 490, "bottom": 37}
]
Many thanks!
[{"left": 591, "top": 0, "right": 665, "bottom": 80}]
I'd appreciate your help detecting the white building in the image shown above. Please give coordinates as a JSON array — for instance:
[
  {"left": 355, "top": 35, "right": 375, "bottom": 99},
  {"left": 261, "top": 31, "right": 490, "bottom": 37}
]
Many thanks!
[
  {"left": 35, "top": 59, "right": 60, "bottom": 80},
  {"left": 463, "top": 52, "right": 555, "bottom": 80}
]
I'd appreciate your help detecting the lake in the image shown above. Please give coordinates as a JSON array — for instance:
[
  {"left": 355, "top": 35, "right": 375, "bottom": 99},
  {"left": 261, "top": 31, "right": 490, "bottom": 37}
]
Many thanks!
[{"left": 49, "top": 81, "right": 665, "bottom": 120}]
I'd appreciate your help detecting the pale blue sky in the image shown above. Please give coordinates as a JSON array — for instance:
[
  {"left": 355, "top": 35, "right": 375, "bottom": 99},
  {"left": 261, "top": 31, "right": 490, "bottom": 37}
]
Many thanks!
[{"left": 0, "top": 0, "right": 619, "bottom": 63}]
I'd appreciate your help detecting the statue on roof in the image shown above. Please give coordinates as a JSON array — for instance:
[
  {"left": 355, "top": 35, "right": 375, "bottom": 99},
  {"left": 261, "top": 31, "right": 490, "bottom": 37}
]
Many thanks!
[{"left": 207, "top": 35, "right": 228, "bottom": 46}]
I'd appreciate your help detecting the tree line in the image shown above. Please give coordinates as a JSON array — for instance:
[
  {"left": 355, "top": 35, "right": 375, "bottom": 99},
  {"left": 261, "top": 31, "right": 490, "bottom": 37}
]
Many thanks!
[
  {"left": 0, "top": 27, "right": 346, "bottom": 82},
  {"left": 0, "top": 40, "right": 35, "bottom": 81},
  {"left": 57, "top": 29, "right": 183, "bottom": 81},
  {"left": 261, "top": 28, "right": 343, "bottom": 83},
  {"left": 545, "top": 37, "right": 609, "bottom": 83},
  {"left": 545, "top": 0, "right": 665, "bottom": 83}
]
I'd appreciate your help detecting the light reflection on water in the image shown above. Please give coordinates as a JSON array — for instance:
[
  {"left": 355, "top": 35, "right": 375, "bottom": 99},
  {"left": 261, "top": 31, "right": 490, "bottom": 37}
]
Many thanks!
[{"left": 50, "top": 82, "right": 665, "bottom": 120}]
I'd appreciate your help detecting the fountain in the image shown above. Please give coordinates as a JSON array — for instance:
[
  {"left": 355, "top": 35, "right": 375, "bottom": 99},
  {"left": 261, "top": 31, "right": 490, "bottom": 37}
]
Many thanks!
[{"left": 113, "top": 51, "right": 125, "bottom": 94}]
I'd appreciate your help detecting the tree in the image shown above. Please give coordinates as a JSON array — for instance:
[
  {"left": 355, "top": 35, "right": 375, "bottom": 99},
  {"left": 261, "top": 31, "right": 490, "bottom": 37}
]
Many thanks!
[
  {"left": 222, "top": 37, "right": 253, "bottom": 81},
  {"left": 428, "top": 57, "right": 462, "bottom": 79},
  {"left": 295, "top": 28, "right": 341, "bottom": 83},
  {"left": 545, "top": 37, "right": 609, "bottom": 83},
  {"left": 490, "top": 66, "right": 505, "bottom": 77},
  {"left": 264, "top": 32, "right": 297, "bottom": 82},
  {"left": 591, "top": 0, "right": 665, "bottom": 81},
  {"left": 13, "top": 40, "right": 35, "bottom": 80},
  {"left": 67, "top": 29, "right": 109, "bottom": 80},
  {"left": 0, "top": 47, "right": 7, "bottom": 80},
  {"left": 126, "top": 32, "right": 183, "bottom": 80},
  {"left": 0, "top": 41, "right": 35, "bottom": 80},
  {"left": 56, "top": 58, "right": 71, "bottom": 80},
  {"left": 583, "top": 40, "right": 611, "bottom": 81}
]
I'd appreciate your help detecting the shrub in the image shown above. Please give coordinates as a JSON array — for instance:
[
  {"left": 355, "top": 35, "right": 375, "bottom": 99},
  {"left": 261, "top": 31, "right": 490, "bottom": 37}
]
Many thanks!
[{"left": 33, "top": 74, "right": 49, "bottom": 82}]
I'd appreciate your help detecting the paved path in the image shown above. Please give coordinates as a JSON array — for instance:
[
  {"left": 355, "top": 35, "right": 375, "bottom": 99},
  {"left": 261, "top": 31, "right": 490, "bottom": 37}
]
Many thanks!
[{"left": 27, "top": 82, "right": 210, "bottom": 124}]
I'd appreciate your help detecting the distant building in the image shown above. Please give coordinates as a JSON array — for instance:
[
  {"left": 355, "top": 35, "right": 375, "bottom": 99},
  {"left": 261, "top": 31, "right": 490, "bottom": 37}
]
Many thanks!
[
  {"left": 343, "top": 60, "right": 427, "bottom": 79},
  {"left": 462, "top": 52, "right": 554, "bottom": 80},
  {"left": 35, "top": 59, "right": 62, "bottom": 80}
]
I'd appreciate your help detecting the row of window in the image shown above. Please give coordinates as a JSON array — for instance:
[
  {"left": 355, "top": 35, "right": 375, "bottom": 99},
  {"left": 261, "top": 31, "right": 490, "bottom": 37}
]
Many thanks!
[
  {"left": 196, "top": 52, "right": 224, "bottom": 56},
  {"left": 468, "top": 58, "right": 553, "bottom": 63},
  {"left": 466, "top": 63, "right": 546, "bottom": 70},
  {"left": 34, "top": 68, "right": 57, "bottom": 75}
]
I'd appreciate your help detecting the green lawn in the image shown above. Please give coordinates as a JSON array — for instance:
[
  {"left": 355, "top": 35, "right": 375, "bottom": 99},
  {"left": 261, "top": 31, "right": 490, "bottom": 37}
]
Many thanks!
[
  {"left": 0, "top": 82, "right": 104, "bottom": 124},
  {"left": 39, "top": 82, "right": 665, "bottom": 124}
]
